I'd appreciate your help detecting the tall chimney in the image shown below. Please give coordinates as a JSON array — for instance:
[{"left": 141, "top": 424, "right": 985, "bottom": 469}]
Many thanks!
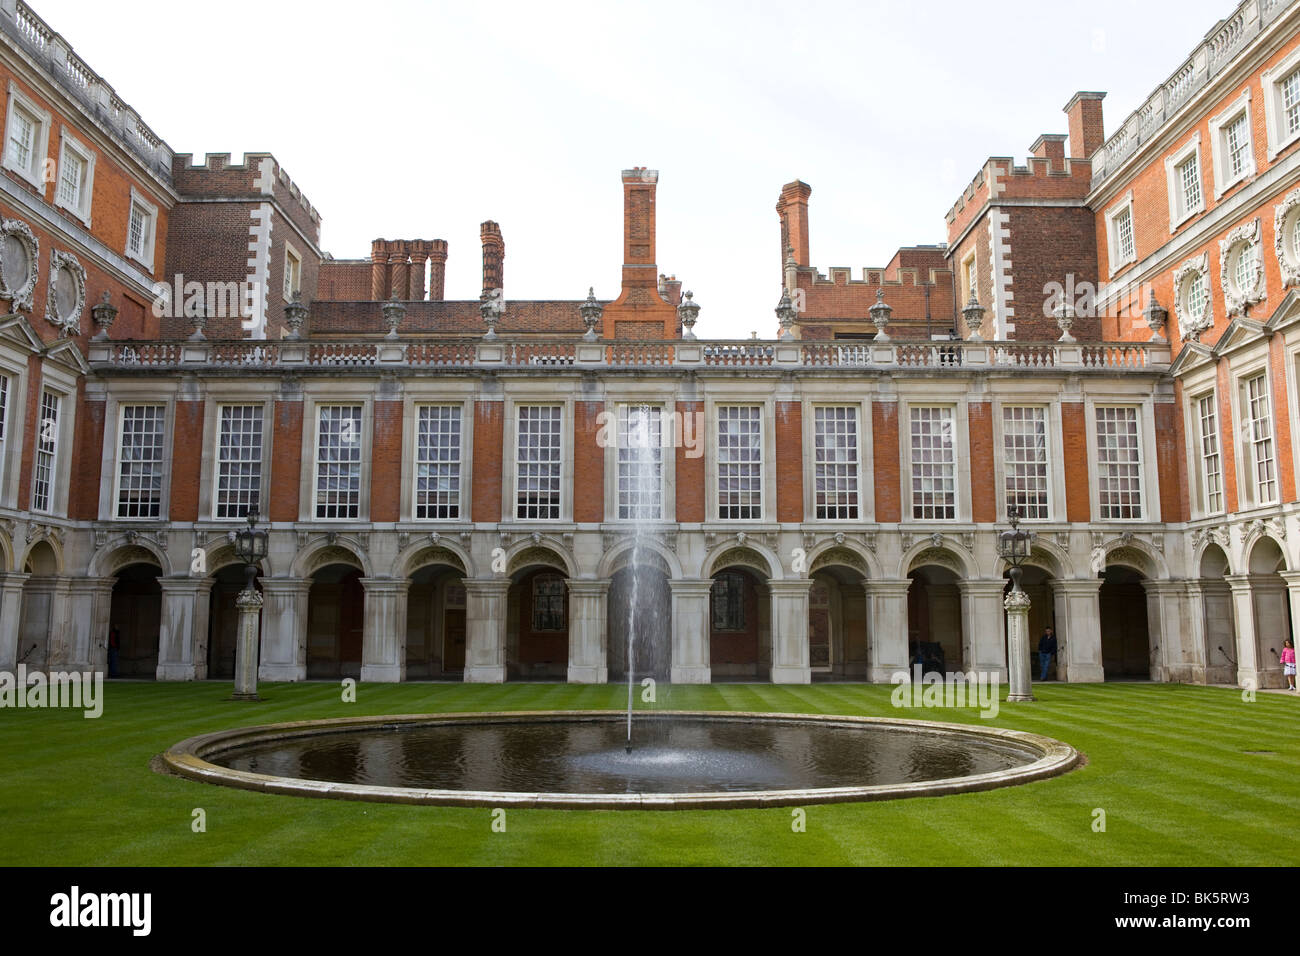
[
  {"left": 428, "top": 240, "right": 448, "bottom": 301},
  {"left": 1064, "top": 91, "right": 1106, "bottom": 159},
  {"left": 776, "top": 180, "right": 812, "bottom": 272},
  {"left": 481, "top": 221, "right": 504, "bottom": 299},
  {"left": 1030, "top": 134, "right": 1068, "bottom": 172},
  {"left": 389, "top": 243, "right": 409, "bottom": 300},
  {"left": 370, "top": 239, "right": 389, "bottom": 301},
  {"left": 409, "top": 240, "right": 430, "bottom": 300},
  {"left": 620, "top": 168, "right": 658, "bottom": 295}
]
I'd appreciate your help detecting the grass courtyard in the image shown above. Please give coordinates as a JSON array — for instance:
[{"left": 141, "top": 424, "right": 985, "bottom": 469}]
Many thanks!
[{"left": 1, "top": 680, "right": 1296, "bottom": 866}]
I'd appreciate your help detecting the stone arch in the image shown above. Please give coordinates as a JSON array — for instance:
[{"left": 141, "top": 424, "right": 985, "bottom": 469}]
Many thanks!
[
  {"left": 1097, "top": 537, "right": 1168, "bottom": 579},
  {"left": 1198, "top": 541, "right": 1232, "bottom": 578},
  {"left": 0, "top": 527, "right": 13, "bottom": 573},
  {"left": 702, "top": 540, "right": 783, "bottom": 581},
  {"left": 805, "top": 538, "right": 879, "bottom": 579},
  {"left": 596, "top": 537, "right": 682, "bottom": 579},
  {"left": 394, "top": 539, "right": 471, "bottom": 579},
  {"left": 900, "top": 541, "right": 973, "bottom": 579},
  {"left": 994, "top": 538, "right": 1068, "bottom": 580},
  {"left": 86, "top": 537, "right": 166, "bottom": 577},
  {"left": 505, "top": 539, "right": 575, "bottom": 578},
  {"left": 202, "top": 540, "right": 269, "bottom": 577},
  {"left": 1247, "top": 534, "right": 1290, "bottom": 574},
  {"left": 291, "top": 538, "right": 371, "bottom": 579}
]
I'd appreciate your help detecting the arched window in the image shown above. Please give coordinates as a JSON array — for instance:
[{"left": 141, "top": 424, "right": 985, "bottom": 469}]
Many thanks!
[{"left": 531, "top": 574, "right": 566, "bottom": 631}]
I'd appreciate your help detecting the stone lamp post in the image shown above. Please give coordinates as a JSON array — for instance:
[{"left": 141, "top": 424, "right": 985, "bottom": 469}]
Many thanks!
[
  {"left": 998, "top": 507, "right": 1036, "bottom": 702},
  {"left": 231, "top": 504, "right": 268, "bottom": 701}
]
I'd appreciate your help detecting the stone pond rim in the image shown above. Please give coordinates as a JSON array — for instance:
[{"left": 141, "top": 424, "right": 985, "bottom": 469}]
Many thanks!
[{"left": 158, "top": 710, "right": 1082, "bottom": 810}]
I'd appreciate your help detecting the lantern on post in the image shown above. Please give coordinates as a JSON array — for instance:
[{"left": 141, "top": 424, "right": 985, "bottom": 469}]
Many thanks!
[
  {"left": 997, "top": 506, "right": 1036, "bottom": 702},
  {"left": 231, "top": 502, "right": 268, "bottom": 701}
]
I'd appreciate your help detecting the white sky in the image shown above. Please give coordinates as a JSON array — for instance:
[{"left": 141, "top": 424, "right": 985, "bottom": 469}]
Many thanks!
[{"left": 41, "top": 0, "right": 1237, "bottom": 338}]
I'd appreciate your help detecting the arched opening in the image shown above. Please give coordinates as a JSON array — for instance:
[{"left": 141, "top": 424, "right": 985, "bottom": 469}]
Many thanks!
[
  {"left": 709, "top": 566, "right": 769, "bottom": 681},
  {"left": 1247, "top": 536, "right": 1291, "bottom": 686},
  {"left": 1099, "top": 565, "right": 1150, "bottom": 679},
  {"left": 405, "top": 564, "right": 466, "bottom": 679},
  {"left": 1002, "top": 563, "right": 1057, "bottom": 680},
  {"left": 506, "top": 565, "right": 569, "bottom": 680},
  {"left": 907, "top": 564, "right": 964, "bottom": 673},
  {"left": 306, "top": 563, "right": 365, "bottom": 679},
  {"left": 607, "top": 557, "right": 672, "bottom": 682},
  {"left": 17, "top": 541, "right": 60, "bottom": 670},
  {"left": 110, "top": 563, "right": 162, "bottom": 678},
  {"left": 807, "top": 564, "right": 868, "bottom": 679},
  {"left": 206, "top": 564, "right": 263, "bottom": 680},
  {"left": 1198, "top": 543, "right": 1235, "bottom": 683}
]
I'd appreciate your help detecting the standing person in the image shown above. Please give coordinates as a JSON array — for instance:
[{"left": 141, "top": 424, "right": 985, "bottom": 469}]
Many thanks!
[
  {"left": 1283, "top": 638, "right": 1296, "bottom": 691},
  {"left": 107, "top": 626, "right": 121, "bottom": 678},
  {"left": 1037, "top": 626, "right": 1058, "bottom": 682}
]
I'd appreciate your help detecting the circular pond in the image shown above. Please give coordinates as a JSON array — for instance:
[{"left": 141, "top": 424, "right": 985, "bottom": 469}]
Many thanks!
[{"left": 162, "top": 711, "right": 1078, "bottom": 809}]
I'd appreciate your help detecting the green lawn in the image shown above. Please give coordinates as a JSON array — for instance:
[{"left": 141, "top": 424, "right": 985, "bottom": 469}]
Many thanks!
[{"left": 2, "top": 681, "right": 1295, "bottom": 866}]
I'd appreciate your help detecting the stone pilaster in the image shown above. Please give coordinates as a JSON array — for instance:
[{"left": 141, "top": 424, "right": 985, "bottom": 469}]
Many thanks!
[
  {"left": 157, "top": 576, "right": 213, "bottom": 680},
  {"left": 65, "top": 576, "right": 116, "bottom": 673},
  {"left": 258, "top": 577, "right": 311, "bottom": 682},
  {"left": 1050, "top": 578, "right": 1104, "bottom": 682},
  {"left": 865, "top": 578, "right": 910, "bottom": 682},
  {"left": 360, "top": 577, "right": 410, "bottom": 682},
  {"left": 1225, "top": 574, "right": 1263, "bottom": 689},
  {"left": 668, "top": 579, "right": 711, "bottom": 684},
  {"left": 566, "top": 578, "right": 610, "bottom": 683},
  {"left": 769, "top": 578, "right": 813, "bottom": 683},
  {"left": 463, "top": 578, "right": 509, "bottom": 683},
  {"left": 0, "top": 571, "right": 29, "bottom": 671},
  {"left": 959, "top": 578, "right": 1009, "bottom": 680}
]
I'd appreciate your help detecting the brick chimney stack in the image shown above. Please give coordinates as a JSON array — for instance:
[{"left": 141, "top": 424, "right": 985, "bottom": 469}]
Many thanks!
[
  {"left": 776, "top": 180, "right": 812, "bottom": 273},
  {"left": 1030, "top": 133, "right": 1068, "bottom": 171},
  {"left": 1064, "top": 91, "right": 1106, "bottom": 159},
  {"left": 370, "top": 239, "right": 389, "bottom": 301},
  {"left": 389, "top": 242, "right": 409, "bottom": 300},
  {"left": 428, "top": 240, "right": 448, "bottom": 301},
  {"left": 409, "top": 240, "right": 430, "bottom": 300},
  {"left": 481, "top": 221, "right": 504, "bottom": 299},
  {"left": 620, "top": 167, "right": 658, "bottom": 295}
]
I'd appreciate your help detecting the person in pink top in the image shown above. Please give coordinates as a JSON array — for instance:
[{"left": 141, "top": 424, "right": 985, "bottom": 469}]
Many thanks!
[{"left": 1282, "top": 639, "right": 1296, "bottom": 692}]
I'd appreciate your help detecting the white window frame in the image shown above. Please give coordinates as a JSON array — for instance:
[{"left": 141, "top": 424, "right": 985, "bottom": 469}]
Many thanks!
[
  {"left": 53, "top": 129, "right": 95, "bottom": 227},
  {"left": 999, "top": 404, "right": 1052, "bottom": 521},
  {"left": 1240, "top": 370, "right": 1278, "bottom": 508},
  {"left": 1209, "top": 88, "right": 1255, "bottom": 199},
  {"left": 31, "top": 387, "right": 62, "bottom": 515},
  {"left": 413, "top": 403, "right": 463, "bottom": 521},
  {"left": 125, "top": 187, "right": 158, "bottom": 269},
  {"left": 1262, "top": 45, "right": 1300, "bottom": 160},
  {"left": 312, "top": 403, "right": 365, "bottom": 521},
  {"left": 112, "top": 403, "right": 167, "bottom": 520},
  {"left": 715, "top": 404, "right": 764, "bottom": 521},
  {"left": 283, "top": 242, "right": 302, "bottom": 301},
  {"left": 614, "top": 403, "right": 665, "bottom": 522},
  {"left": 1164, "top": 133, "right": 1204, "bottom": 231},
  {"left": 1091, "top": 404, "right": 1147, "bottom": 522},
  {"left": 1194, "top": 391, "right": 1224, "bottom": 517},
  {"left": 1104, "top": 191, "right": 1136, "bottom": 275},
  {"left": 907, "top": 404, "right": 958, "bottom": 521},
  {"left": 2, "top": 81, "right": 50, "bottom": 190},
  {"left": 513, "top": 403, "right": 564, "bottom": 521},
  {"left": 961, "top": 251, "right": 977, "bottom": 304},
  {"left": 212, "top": 403, "right": 267, "bottom": 521},
  {"left": 0, "top": 371, "right": 11, "bottom": 506},
  {"left": 811, "top": 404, "right": 861, "bottom": 521}
]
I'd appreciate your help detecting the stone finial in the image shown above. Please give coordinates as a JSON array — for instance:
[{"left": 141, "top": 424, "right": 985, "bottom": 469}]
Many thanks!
[
  {"left": 91, "top": 290, "right": 118, "bottom": 341},
  {"left": 962, "top": 293, "right": 985, "bottom": 342},
  {"left": 1143, "top": 289, "right": 1168, "bottom": 342},
  {"left": 1055, "top": 297, "right": 1075, "bottom": 343},
  {"left": 283, "top": 290, "right": 308, "bottom": 340},
  {"left": 382, "top": 293, "right": 406, "bottom": 339},
  {"left": 579, "top": 287, "right": 603, "bottom": 341},
  {"left": 869, "top": 288, "right": 891, "bottom": 342},
  {"left": 678, "top": 290, "right": 700, "bottom": 339},
  {"left": 775, "top": 288, "right": 797, "bottom": 341}
]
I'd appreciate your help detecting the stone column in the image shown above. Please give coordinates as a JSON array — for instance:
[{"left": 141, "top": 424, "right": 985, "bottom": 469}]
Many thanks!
[
  {"left": 1142, "top": 579, "right": 1192, "bottom": 682},
  {"left": 1050, "top": 578, "right": 1104, "bottom": 682},
  {"left": 259, "top": 577, "right": 310, "bottom": 681},
  {"left": 0, "top": 571, "right": 29, "bottom": 671},
  {"left": 157, "top": 576, "right": 213, "bottom": 681},
  {"left": 1280, "top": 570, "right": 1300, "bottom": 681},
  {"left": 1004, "top": 586, "right": 1035, "bottom": 701},
  {"left": 865, "top": 578, "right": 910, "bottom": 682},
  {"left": 360, "top": 577, "right": 409, "bottom": 682},
  {"left": 1225, "top": 574, "right": 1262, "bottom": 690},
  {"left": 232, "top": 587, "right": 263, "bottom": 700},
  {"left": 769, "top": 579, "right": 813, "bottom": 683},
  {"left": 40, "top": 577, "right": 74, "bottom": 668},
  {"left": 566, "top": 578, "right": 610, "bottom": 683},
  {"left": 464, "top": 578, "right": 509, "bottom": 683},
  {"left": 65, "top": 577, "right": 116, "bottom": 673},
  {"left": 1196, "top": 578, "right": 1236, "bottom": 684},
  {"left": 959, "top": 579, "right": 1009, "bottom": 681},
  {"left": 1248, "top": 573, "right": 1287, "bottom": 689},
  {"left": 669, "top": 579, "right": 711, "bottom": 683}
]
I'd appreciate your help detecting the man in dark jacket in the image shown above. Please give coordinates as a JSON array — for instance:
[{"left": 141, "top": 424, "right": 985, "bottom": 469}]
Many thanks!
[{"left": 1037, "top": 626, "right": 1057, "bottom": 681}]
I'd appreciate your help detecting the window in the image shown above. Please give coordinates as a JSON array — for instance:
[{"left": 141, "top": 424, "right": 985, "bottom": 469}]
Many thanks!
[
  {"left": 125, "top": 189, "right": 157, "bottom": 268},
  {"left": 283, "top": 246, "right": 301, "bottom": 301},
  {"left": 415, "top": 405, "right": 460, "bottom": 520},
  {"left": 617, "top": 404, "right": 662, "bottom": 521},
  {"left": 1002, "top": 406, "right": 1049, "bottom": 520},
  {"left": 1165, "top": 135, "right": 1204, "bottom": 229},
  {"left": 717, "top": 405, "right": 762, "bottom": 519},
  {"left": 1096, "top": 406, "right": 1143, "bottom": 520},
  {"left": 116, "top": 405, "right": 165, "bottom": 518},
  {"left": 1185, "top": 270, "right": 1207, "bottom": 318},
  {"left": 54, "top": 132, "right": 94, "bottom": 226},
  {"left": 961, "top": 252, "right": 977, "bottom": 303},
  {"left": 1264, "top": 52, "right": 1300, "bottom": 159},
  {"left": 1105, "top": 193, "right": 1136, "bottom": 272},
  {"left": 814, "top": 406, "right": 859, "bottom": 519},
  {"left": 530, "top": 574, "right": 566, "bottom": 631},
  {"left": 1210, "top": 90, "right": 1254, "bottom": 197},
  {"left": 215, "top": 405, "right": 263, "bottom": 519},
  {"left": 315, "top": 405, "right": 362, "bottom": 519},
  {"left": 516, "top": 405, "right": 561, "bottom": 519},
  {"left": 910, "top": 406, "right": 956, "bottom": 519},
  {"left": 1245, "top": 374, "right": 1277, "bottom": 505},
  {"left": 31, "top": 389, "right": 59, "bottom": 513},
  {"left": 1283, "top": 67, "right": 1300, "bottom": 138},
  {"left": 1197, "top": 394, "right": 1222, "bottom": 515},
  {"left": 710, "top": 571, "right": 746, "bottom": 631},
  {"left": 2, "top": 83, "right": 49, "bottom": 189},
  {"left": 0, "top": 375, "right": 8, "bottom": 495},
  {"left": 1174, "top": 252, "right": 1213, "bottom": 340}
]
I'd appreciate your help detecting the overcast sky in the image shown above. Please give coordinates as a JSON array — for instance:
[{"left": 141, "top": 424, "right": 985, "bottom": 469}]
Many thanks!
[{"left": 44, "top": 0, "right": 1238, "bottom": 337}]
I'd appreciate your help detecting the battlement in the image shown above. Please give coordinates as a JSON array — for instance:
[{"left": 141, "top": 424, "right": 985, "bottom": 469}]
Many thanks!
[{"left": 172, "top": 152, "right": 323, "bottom": 227}]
